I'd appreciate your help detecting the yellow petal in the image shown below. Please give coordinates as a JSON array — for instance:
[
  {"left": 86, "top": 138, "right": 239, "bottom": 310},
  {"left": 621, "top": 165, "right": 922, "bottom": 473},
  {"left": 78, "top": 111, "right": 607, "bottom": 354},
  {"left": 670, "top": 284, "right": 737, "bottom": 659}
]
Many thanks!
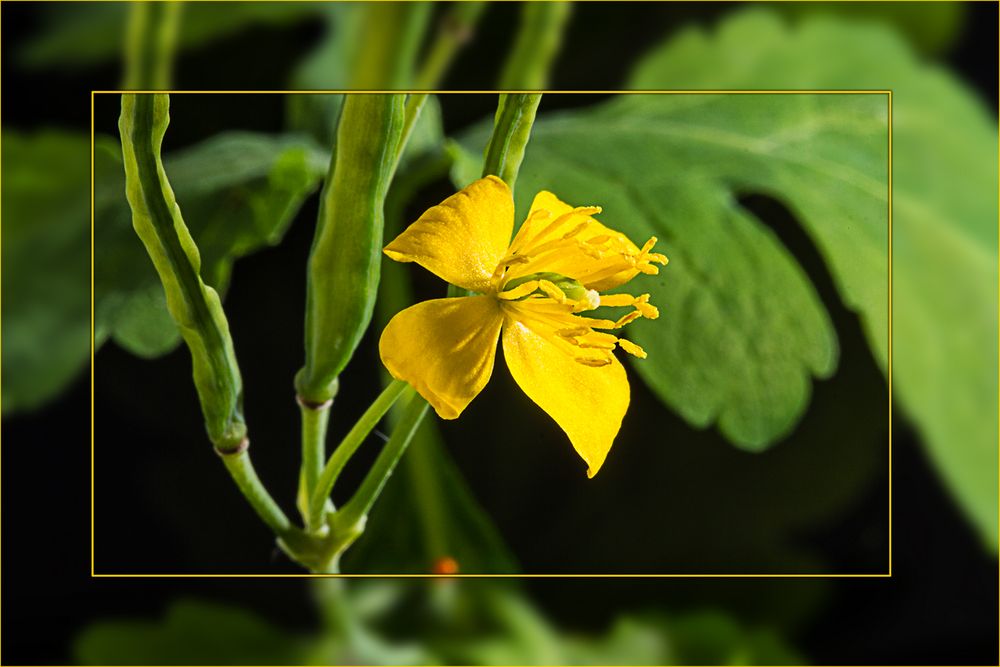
[
  {"left": 380, "top": 296, "right": 503, "bottom": 419},
  {"left": 506, "top": 191, "right": 648, "bottom": 292},
  {"left": 384, "top": 176, "right": 514, "bottom": 293},
  {"left": 501, "top": 314, "right": 630, "bottom": 477}
]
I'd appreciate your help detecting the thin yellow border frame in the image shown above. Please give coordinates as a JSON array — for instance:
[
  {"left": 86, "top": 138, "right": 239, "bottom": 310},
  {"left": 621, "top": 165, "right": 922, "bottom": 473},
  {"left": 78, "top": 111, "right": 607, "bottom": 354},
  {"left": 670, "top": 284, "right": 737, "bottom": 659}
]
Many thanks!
[{"left": 90, "top": 89, "right": 893, "bottom": 579}]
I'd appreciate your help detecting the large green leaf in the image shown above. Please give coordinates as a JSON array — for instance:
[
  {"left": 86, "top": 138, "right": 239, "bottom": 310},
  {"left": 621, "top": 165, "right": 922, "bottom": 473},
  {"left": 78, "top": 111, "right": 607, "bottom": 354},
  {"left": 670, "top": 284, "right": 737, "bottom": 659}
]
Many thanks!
[
  {"left": 629, "top": 10, "right": 998, "bottom": 546},
  {"left": 454, "top": 93, "right": 853, "bottom": 450}
]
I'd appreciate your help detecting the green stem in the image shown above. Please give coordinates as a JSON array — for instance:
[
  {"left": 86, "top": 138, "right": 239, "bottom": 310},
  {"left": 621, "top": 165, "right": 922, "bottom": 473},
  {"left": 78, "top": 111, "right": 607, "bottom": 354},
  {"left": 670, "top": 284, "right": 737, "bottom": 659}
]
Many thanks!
[
  {"left": 395, "top": 3, "right": 487, "bottom": 168},
  {"left": 497, "top": 1, "right": 571, "bottom": 90},
  {"left": 298, "top": 394, "right": 333, "bottom": 531},
  {"left": 482, "top": 93, "right": 542, "bottom": 188},
  {"left": 397, "top": 93, "right": 431, "bottom": 166},
  {"left": 220, "top": 450, "right": 297, "bottom": 541},
  {"left": 335, "top": 390, "right": 429, "bottom": 531},
  {"left": 308, "top": 379, "right": 410, "bottom": 529},
  {"left": 123, "top": 1, "right": 182, "bottom": 89},
  {"left": 349, "top": 2, "right": 432, "bottom": 89},
  {"left": 414, "top": 2, "right": 486, "bottom": 89}
]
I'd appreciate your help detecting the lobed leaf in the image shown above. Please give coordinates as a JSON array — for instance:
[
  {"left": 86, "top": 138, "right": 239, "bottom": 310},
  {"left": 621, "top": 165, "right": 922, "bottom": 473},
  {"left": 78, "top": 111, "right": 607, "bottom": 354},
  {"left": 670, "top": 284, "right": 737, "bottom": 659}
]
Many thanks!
[{"left": 629, "top": 9, "right": 998, "bottom": 546}]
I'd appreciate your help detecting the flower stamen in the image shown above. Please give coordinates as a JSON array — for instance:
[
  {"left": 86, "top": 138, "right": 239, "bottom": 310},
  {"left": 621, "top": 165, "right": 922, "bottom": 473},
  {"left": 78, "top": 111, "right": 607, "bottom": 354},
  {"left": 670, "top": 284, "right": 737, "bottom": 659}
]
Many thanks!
[
  {"left": 618, "top": 338, "right": 647, "bottom": 359},
  {"left": 497, "top": 280, "right": 541, "bottom": 301}
]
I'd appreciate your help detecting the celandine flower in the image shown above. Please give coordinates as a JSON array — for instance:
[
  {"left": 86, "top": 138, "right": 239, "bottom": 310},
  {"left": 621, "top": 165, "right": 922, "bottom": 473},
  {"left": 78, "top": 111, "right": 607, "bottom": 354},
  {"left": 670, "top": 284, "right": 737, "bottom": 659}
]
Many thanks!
[{"left": 380, "top": 176, "right": 667, "bottom": 476}]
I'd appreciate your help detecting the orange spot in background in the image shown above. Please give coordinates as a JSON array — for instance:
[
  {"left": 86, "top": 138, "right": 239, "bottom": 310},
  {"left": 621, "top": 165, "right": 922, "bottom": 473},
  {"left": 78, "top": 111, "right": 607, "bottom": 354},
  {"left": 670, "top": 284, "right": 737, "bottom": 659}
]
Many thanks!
[{"left": 432, "top": 556, "right": 459, "bottom": 575}]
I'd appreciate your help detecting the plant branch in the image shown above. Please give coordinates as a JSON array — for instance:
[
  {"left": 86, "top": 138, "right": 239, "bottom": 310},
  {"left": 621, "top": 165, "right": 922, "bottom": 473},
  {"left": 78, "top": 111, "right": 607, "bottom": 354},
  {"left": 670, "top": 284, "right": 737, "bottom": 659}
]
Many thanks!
[
  {"left": 497, "top": 1, "right": 571, "bottom": 90},
  {"left": 308, "top": 379, "right": 410, "bottom": 530},
  {"left": 335, "top": 389, "right": 428, "bottom": 531}
]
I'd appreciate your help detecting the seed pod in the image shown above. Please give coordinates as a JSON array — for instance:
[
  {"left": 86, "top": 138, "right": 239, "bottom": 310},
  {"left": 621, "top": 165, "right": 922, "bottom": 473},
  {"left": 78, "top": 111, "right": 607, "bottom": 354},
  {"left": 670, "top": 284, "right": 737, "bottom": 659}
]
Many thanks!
[
  {"left": 118, "top": 93, "right": 246, "bottom": 451},
  {"left": 296, "top": 94, "right": 407, "bottom": 404},
  {"left": 481, "top": 93, "right": 542, "bottom": 188}
]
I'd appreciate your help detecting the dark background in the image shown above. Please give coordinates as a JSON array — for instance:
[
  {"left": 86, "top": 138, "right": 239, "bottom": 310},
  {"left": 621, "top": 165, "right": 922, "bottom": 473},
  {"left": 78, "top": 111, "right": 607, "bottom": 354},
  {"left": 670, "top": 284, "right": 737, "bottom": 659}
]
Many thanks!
[{"left": 4, "top": 2, "right": 998, "bottom": 665}]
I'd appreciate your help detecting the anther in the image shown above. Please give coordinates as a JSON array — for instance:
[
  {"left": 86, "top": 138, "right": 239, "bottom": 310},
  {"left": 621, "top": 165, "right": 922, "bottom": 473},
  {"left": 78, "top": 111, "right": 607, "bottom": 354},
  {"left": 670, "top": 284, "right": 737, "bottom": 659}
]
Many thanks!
[
  {"left": 618, "top": 339, "right": 647, "bottom": 359},
  {"left": 596, "top": 294, "right": 636, "bottom": 307},
  {"left": 578, "top": 340, "right": 617, "bottom": 350},
  {"left": 634, "top": 296, "right": 659, "bottom": 319},
  {"left": 614, "top": 311, "right": 642, "bottom": 328},
  {"left": 562, "top": 222, "right": 589, "bottom": 239},
  {"left": 498, "top": 280, "right": 541, "bottom": 300},
  {"left": 575, "top": 357, "right": 613, "bottom": 367},
  {"left": 557, "top": 326, "right": 591, "bottom": 338}
]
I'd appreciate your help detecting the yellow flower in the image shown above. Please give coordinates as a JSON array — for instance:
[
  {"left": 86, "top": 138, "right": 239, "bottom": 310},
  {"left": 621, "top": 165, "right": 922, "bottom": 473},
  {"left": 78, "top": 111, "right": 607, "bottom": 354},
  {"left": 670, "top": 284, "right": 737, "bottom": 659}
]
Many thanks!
[{"left": 379, "top": 176, "right": 667, "bottom": 477}]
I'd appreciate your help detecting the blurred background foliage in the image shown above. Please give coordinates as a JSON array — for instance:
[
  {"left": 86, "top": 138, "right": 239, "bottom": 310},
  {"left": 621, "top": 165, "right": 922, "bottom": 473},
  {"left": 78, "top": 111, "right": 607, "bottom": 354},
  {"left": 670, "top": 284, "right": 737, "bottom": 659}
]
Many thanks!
[{"left": 1, "top": 2, "right": 997, "bottom": 665}]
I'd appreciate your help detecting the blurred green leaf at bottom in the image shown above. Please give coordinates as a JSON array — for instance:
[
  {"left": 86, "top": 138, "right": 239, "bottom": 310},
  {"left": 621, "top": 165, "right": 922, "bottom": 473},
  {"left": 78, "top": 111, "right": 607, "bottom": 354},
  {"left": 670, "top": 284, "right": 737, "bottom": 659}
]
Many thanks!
[
  {"left": 75, "top": 586, "right": 802, "bottom": 666},
  {"left": 73, "top": 600, "right": 314, "bottom": 666}
]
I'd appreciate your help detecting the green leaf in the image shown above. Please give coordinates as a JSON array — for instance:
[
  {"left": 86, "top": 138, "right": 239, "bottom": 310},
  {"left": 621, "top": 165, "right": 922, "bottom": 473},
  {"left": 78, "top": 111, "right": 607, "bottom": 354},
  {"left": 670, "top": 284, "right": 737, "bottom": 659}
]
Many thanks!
[
  {"left": 1, "top": 128, "right": 325, "bottom": 415},
  {"left": 19, "top": 3, "right": 321, "bottom": 70},
  {"left": 774, "top": 2, "right": 966, "bottom": 55},
  {"left": 434, "top": 585, "right": 802, "bottom": 666},
  {"left": 97, "top": 130, "right": 327, "bottom": 359},
  {"left": 559, "top": 611, "right": 802, "bottom": 666},
  {"left": 455, "top": 94, "right": 849, "bottom": 450},
  {"left": 73, "top": 600, "right": 313, "bottom": 666},
  {"left": 1, "top": 131, "right": 92, "bottom": 413},
  {"left": 629, "top": 9, "right": 998, "bottom": 546}
]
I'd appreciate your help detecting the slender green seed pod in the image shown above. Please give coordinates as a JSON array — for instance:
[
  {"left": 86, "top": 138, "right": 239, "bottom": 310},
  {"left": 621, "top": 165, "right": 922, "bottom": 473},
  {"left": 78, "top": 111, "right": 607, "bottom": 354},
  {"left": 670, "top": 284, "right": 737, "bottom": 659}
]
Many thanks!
[
  {"left": 118, "top": 94, "right": 246, "bottom": 451},
  {"left": 296, "top": 94, "right": 407, "bottom": 404},
  {"left": 482, "top": 93, "right": 542, "bottom": 188}
]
